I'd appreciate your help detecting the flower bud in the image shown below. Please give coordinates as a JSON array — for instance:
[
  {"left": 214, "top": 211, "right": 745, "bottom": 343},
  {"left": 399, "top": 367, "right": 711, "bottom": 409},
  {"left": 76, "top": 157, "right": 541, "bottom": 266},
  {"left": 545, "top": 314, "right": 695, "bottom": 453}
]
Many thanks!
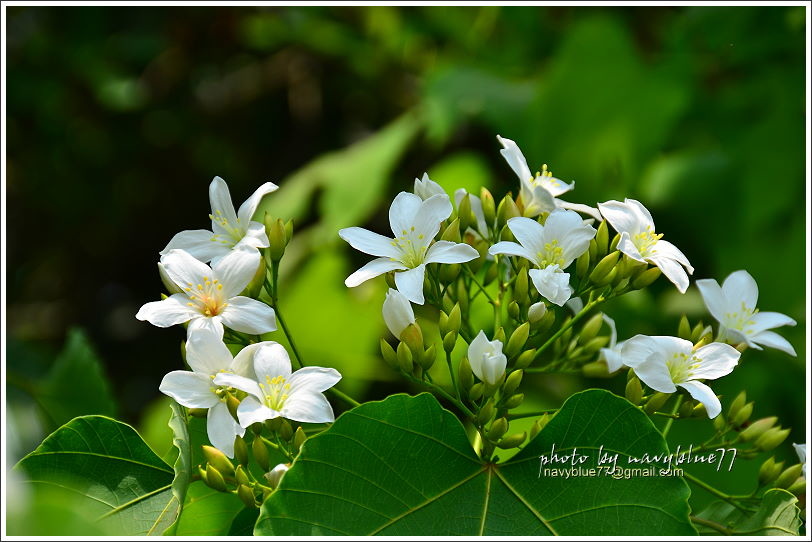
[
  {"left": 382, "top": 289, "right": 416, "bottom": 340},
  {"left": 755, "top": 427, "right": 791, "bottom": 451},
  {"left": 740, "top": 417, "right": 778, "bottom": 442},
  {"left": 401, "top": 324, "right": 424, "bottom": 358},
  {"left": 502, "top": 370, "right": 523, "bottom": 396},
  {"left": 514, "top": 268, "right": 529, "bottom": 304},
  {"left": 235, "top": 464, "right": 251, "bottom": 486},
  {"left": 205, "top": 464, "right": 228, "bottom": 492},
  {"left": 644, "top": 392, "right": 670, "bottom": 414},
  {"left": 468, "top": 382, "right": 484, "bottom": 402},
  {"left": 469, "top": 331, "right": 507, "bottom": 387},
  {"left": 487, "top": 418, "right": 509, "bottom": 441},
  {"left": 234, "top": 435, "right": 249, "bottom": 466},
  {"left": 493, "top": 327, "right": 506, "bottom": 344},
  {"left": 497, "top": 432, "right": 526, "bottom": 449},
  {"left": 514, "top": 348, "right": 536, "bottom": 369},
  {"left": 477, "top": 399, "right": 496, "bottom": 425},
  {"left": 480, "top": 187, "right": 496, "bottom": 226},
  {"left": 237, "top": 484, "right": 257, "bottom": 508},
  {"left": 579, "top": 313, "right": 604, "bottom": 344},
  {"left": 226, "top": 394, "right": 241, "bottom": 420},
  {"left": 691, "top": 403, "right": 707, "bottom": 418},
  {"left": 625, "top": 377, "right": 643, "bottom": 405},
  {"left": 690, "top": 322, "right": 706, "bottom": 343},
  {"left": 529, "top": 413, "right": 550, "bottom": 440},
  {"left": 419, "top": 344, "right": 437, "bottom": 371},
  {"left": 505, "top": 323, "right": 530, "bottom": 358},
  {"left": 632, "top": 267, "right": 661, "bottom": 289},
  {"left": 265, "top": 417, "right": 282, "bottom": 432},
  {"left": 579, "top": 360, "right": 609, "bottom": 378},
  {"left": 583, "top": 336, "right": 610, "bottom": 354},
  {"left": 441, "top": 218, "right": 462, "bottom": 243},
  {"left": 609, "top": 233, "right": 621, "bottom": 252},
  {"left": 507, "top": 300, "right": 521, "bottom": 320},
  {"left": 203, "top": 445, "right": 235, "bottom": 477},
  {"left": 677, "top": 315, "right": 692, "bottom": 341},
  {"left": 252, "top": 437, "right": 270, "bottom": 471},
  {"left": 588, "top": 238, "right": 597, "bottom": 262},
  {"left": 758, "top": 456, "right": 784, "bottom": 486},
  {"left": 727, "top": 391, "right": 747, "bottom": 419},
  {"left": 266, "top": 215, "right": 288, "bottom": 262},
  {"left": 588, "top": 251, "right": 620, "bottom": 285},
  {"left": 787, "top": 478, "right": 806, "bottom": 496},
  {"left": 595, "top": 220, "right": 609, "bottom": 258},
  {"left": 496, "top": 195, "right": 520, "bottom": 229},
  {"left": 440, "top": 263, "right": 461, "bottom": 283},
  {"left": 380, "top": 338, "right": 399, "bottom": 370},
  {"left": 504, "top": 393, "right": 524, "bottom": 409},
  {"left": 732, "top": 401, "right": 754, "bottom": 427},
  {"left": 385, "top": 271, "right": 397, "bottom": 290},
  {"left": 575, "top": 251, "right": 590, "bottom": 279},
  {"left": 775, "top": 464, "right": 803, "bottom": 489},
  {"left": 447, "top": 304, "right": 462, "bottom": 334},
  {"left": 284, "top": 219, "right": 294, "bottom": 243},
  {"left": 458, "top": 357, "right": 474, "bottom": 392},
  {"left": 528, "top": 302, "right": 547, "bottom": 325},
  {"left": 440, "top": 330, "right": 456, "bottom": 353},
  {"left": 189, "top": 407, "right": 208, "bottom": 418},
  {"left": 712, "top": 413, "right": 727, "bottom": 431},
  {"left": 396, "top": 341, "right": 413, "bottom": 373},
  {"left": 279, "top": 420, "right": 293, "bottom": 441},
  {"left": 293, "top": 426, "right": 307, "bottom": 453}
]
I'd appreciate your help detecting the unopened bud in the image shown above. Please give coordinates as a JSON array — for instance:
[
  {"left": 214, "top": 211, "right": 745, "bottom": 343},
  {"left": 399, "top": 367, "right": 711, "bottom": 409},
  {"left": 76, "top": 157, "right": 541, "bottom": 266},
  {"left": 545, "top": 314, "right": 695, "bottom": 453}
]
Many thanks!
[
  {"left": 496, "top": 195, "right": 520, "bottom": 228},
  {"left": 755, "top": 427, "right": 791, "bottom": 451},
  {"left": 483, "top": 262, "right": 499, "bottom": 287},
  {"left": 678, "top": 399, "right": 696, "bottom": 418},
  {"left": 447, "top": 304, "right": 462, "bottom": 334},
  {"left": 189, "top": 408, "right": 208, "bottom": 418},
  {"left": 480, "top": 187, "right": 496, "bottom": 226},
  {"left": 690, "top": 322, "right": 706, "bottom": 343},
  {"left": 787, "top": 478, "right": 806, "bottom": 496},
  {"left": 493, "top": 326, "right": 506, "bottom": 344},
  {"left": 728, "top": 391, "right": 747, "bottom": 419},
  {"left": 233, "top": 435, "right": 249, "bottom": 466},
  {"left": 279, "top": 419, "right": 293, "bottom": 441},
  {"left": 758, "top": 456, "right": 783, "bottom": 486},
  {"left": 265, "top": 417, "right": 282, "bottom": 432},
  {"left": 443, "top": 331, "right": 457, "bottom": 353},
  {"left": 401, "top": 323, "right": 424, "bottom": 357},
  {"left": 497, "top": 432, "right": 526, "bottom": 449},
  {"left": 581, "top": 360, "right": 610, "bottom": 378},
  {"left": 712, "top": 413, "right": 727, "bottom": 431},
  {"left": 477, "top": 399, "right": 496, "bottom": 425},
  {"left": 575, "top": 251, "right": 590, "bottom": 279},
  {"left": 469, "top": 382, "right": 484, "bottom": 402},
  {"left": 775, "top": 464, "right": 803, "bottom": 489},
  {"left": 644, "top": 392, "right": 670, "bottom": 414},
  {"left": 284, "top": 219, "right": 293, "bottom": 243},
  {"left": 625, "top": 377, "right": 643, "bottom": 405},
  {"left": 226, "top": 394, "right": 241, "bottom": 420},
  {"left": 487, "top": 418, "right": 509, "bottom": 441},
  {"left": 266, "top": 215, "right": 288, "bottom": 262},
  {"left": 677, "top": 315, "right": 692, "bottom": 340},
  {"left": 579, "top": 314, "right": 604, "bottom": 344},
  {"left": 385, "top": 272, "right": 397, "bottom": 289},
  {"left": 691, "top": 403, "right": 707, "bottom": 418},
  {"left": 589, "top": 251, "right": 620, "bottom": 284},
  {"left": 528, "top": 302, "right": 547, "bottom": 325},
  {"left": 588, "top": 238, "right": 597, "bottom": 262},
  {"left": 441, "top": 218, "right": 462, "bottom": 243},
  {"left": 514, "top": 348, "right": 536, "bottom": 369},
  {"left": 505, "top": 323, "right": 530, "bottom": 358},
  {"left": 380, "top": 338, "right": 399, "bottom": 369},
  {"left": 237, "top": 484, "right": 257, "bottom": 508},
  {"left": 583, "top": 336, "right": 610, "bottom": 353},
  {"left": 420, "top": 344, "right": 436, "bottom": 370},
  {"left": 203, "top": 445, "right": 235, "bottom": 477},
  {"left": 732, "top": 402, "right": 754, "bottom": 427},
  {"left": 459, "top": 357, "right": 474, "bottom": 391},
  {"left": 514, "top": 268, "right": 529, "bottom": 303},
  {"left": 504, "top": 393, "right": 524, "bottom": 409},
  {"left": 595, "top": 220, "right": 609, "bottom": 258},
  {"left": 503, "top": 370, "right": 524, "bottom": 396},
  {"left": 205, "top": 464, "right": 228, "bottom": 492},
  {"left": 740, "top": 417, "right": 778, "bottom": 442},
  {"left": 397, "top": 341, "right": 413, "bottom": 373},
  {"left": 458, "top": 196, "right": 474, "bottom": 233},
  {"left": 632, "top": 267, "right": 661, "bottom": 289},
  {"left": 609, "top": 233, "right": 620, "bottom": 252},
  {"left": 252, "top": 438, "right": 270, "bottom": 471},
  {"left": 440, "top": 263, "right": 461, "bottom": 283},
  {"left": 507, "top": 300, "right": 521, "bottom": 320},
  {"left": 235, "top": 464, "right": 251, "bottom": 486},
  {"left": 293, "top": 426, "right": 307, "bottom": 452}
]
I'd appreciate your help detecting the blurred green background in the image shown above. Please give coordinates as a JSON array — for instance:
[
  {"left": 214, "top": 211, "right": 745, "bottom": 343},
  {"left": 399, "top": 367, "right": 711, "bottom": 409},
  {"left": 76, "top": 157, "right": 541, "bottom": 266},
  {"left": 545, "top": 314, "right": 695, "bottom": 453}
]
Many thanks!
[{"left": 5, "top": 5, "right": 807, "bottom": 529}]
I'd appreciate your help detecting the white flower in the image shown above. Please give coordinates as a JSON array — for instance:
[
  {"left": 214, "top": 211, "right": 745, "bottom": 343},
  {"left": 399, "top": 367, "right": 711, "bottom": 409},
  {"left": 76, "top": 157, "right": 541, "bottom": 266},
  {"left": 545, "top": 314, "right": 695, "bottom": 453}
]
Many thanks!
[
  {"left": 599, "top": 314, "right": 626, "bottom": 373},
  {"left": 158, "top": 330, "right": 269, "bottom": 456},
  {"left": 620, "top": 335, "right": 740, "bottom": 418},
  {"left": 696, "top": 270, "right": 796, "bottom": 356},
  {"left": 598, "top": 198, "right": 694, "bottom": 294},
  {"left": 454, "top": 188, "right": 489, "bottom": 239},
  {"left": 382, "top": 288, "right": 415, "bottom": 339},
  {"left": 339, "top": 192, "right": 479, "bottom": 304},
  {"left": 497, "top": 135, "right": 602, "bottom": 221},
  {"left": 468, "top": 330, "right": 507, "bottom": 386},
  {"left": 527, "top": 302, "right": 547, "bottom": 324},
  {"left": 413, "top": 173, "right": 446, "bottom": 200},
  {"left": 161, "top": 176, "right": 278, "bottom": 266},
  {"left": 264, "top": 463, "right": 290, "bottom": 489},
  {"left": 136, "top": 247, "right": 277, "bottom": 339},
  {"left": 214, "top": 343, "right": 341, "bottom": 426},
  {"left": 793, "top": 443, "right": 806, "bottom": 478},
  {"left": 489, "top": 210, "right": 596, "bottom": 306}
]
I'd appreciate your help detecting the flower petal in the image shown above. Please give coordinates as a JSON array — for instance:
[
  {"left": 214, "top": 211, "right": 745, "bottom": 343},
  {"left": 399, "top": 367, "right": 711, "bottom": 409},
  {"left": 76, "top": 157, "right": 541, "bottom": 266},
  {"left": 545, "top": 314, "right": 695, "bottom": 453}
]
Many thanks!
[
  {"left": 160, "top": 250, "right": 214, "bottom": 292},
  {"left": 213, "top": 373, "right": 264, "bottom": 401},
  {"left": 185, "top": 328, "right": 233, "bottom": 375},
  {"left": 696, "top": 278, "right": 726, "bottom": 324},
  {"left": 690, "top": 342, "right": 740, "bottom": 380},
  {"left": 389, "top": 192, "right": 423, "bottom": 237},
  {"left": 213, "top": 247, "right": 261, "bottom": 298},
  {"left": 678, "top": 380, "right": 722, "bottom": 419},
  {"left": 282, "top": 392, "right": 335, "bottom": 424},
  {"left": 234, "top": 222, "right": 270, "bottom": 250},
  {"left": 161, "top": 229, "right": 230, "bottom": 264},
  {"left": 252, "top": 342, "right": 293, "bottom": 382},
  {"left": 207, "top": 402, "right": 244, "bottom": 457},
  {"left": 522, "top": 185, "right": 556, "bottom": 217},
  {"left": 598, "top": 200, "right": 645, "bottom": 235},
  {"left": 345, "top": 258, "right": 407, "bottom": 287},
  {"left": 506, "top": 217, "right": 545, "bottom": 256},
  {"left": 382, "top": 288, "right": 415, "bottom": 338},
  {"left": 624, "top": 199, "right": 655, "bottom": 230},
  {"left": 539, "top": 176, "right": 574, "bottom": 197},
  {"left": 209, "top": 176, "right": 239, "bottom": 232},
  {"left": 394, "top": 265, "right": 427, "bottom": 305},
  {"left": 237, "top": 181, "right": 279, "bottom": 225},
  {"left": 136, "top": 294, "right": 198, "bottom": 327},
  {"left": 231, "top": 341, "right": 273, "bottom": 378},
  {"left": 543, "top": 210, "right": 596, "bottom": 266},
  {"left": 159, "top": 371, "right": 218, "bottom": 408},
  {"left": 651, "top": 240, "right": 693, "bottom": 274},
  {"left": 488, "top": 241, "right": 536, "bottom": 262},
  {"left": 602, "top": 345, "right": 626, "bottom": 373},
  {"left": 617, "top": 232, "right": 646, "bottom": 263},
  {"left": 188, "top": 315, "right": 224, "bottom": 340},
  {"left": 647, "top": 254, "right": 690, "bottom": 294},
  {"left": 412, "top": 194, "right": 453, "bottom": 240},
  {"left": 287, "top": 367, "right": 342, "bottom": 394},
  {"left": 467, "top": 330, "right": 490, "bottom": 382},
  {"left": 555, "top": 199, "right": 603, "bottom": 222},
  {"left": 529, "top": 266, "right": 572, "bottom": 306},
  {"left": 219, "top": 297, "right": 277, "bottom": 334},
  {"left": 497, "top": 135, "right": 533, "bottom": 182},
  {"left": 338, "top": 227, "right": 400, "bottom": 259},
  {"left": 721, "top": 270, "right": 759, "bottom": 310},
  {"left": 236, "top": 395, "right": 276, "bottom": 427},
  {"left": 748, "top": 311, "right": 796, "bottom": 335},
  {"left": 424, "top": 241, "right": 479, "bottom": 265},
  {"left": 413, "top": 173, "right": 446, "bottom": 200},
  {"left": 750, "top": 330, "right": 797, "bottom": 356}
]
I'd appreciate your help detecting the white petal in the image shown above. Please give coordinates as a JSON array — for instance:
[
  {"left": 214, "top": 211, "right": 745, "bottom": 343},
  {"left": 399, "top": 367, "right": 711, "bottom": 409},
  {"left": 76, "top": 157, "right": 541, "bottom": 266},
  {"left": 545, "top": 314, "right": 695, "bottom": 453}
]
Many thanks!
[
  {"left": 345, "top": 258, "right": 407, "bottom": 287},
  {"left": 412, "top": 194, "right": 453, "bottom": 240},
  {"left": 382, "top": 288, "right": 415, "bottom": 338},
  {"left": 624, "top": 199, "right": 655, "bottom": 229},
  {"left": 283, "top": 392, "right": 335, "bottom": 423},
  {"left": 750, "top": 331, "right": 797, "bottom": 356},
  {"left": 522, "top": 185, "right": 556, "bottom": 217},
  {"left": 598, "top": 200, "right": 644, "bottom": 235},
  {"left": 413, "top": 173, "right": 446, "bottom": 200},
  {"left": 631, "top": 356, "right": 676, "bottom": 394},
  {"left": 529, "top": 266, "right": 572, "bottom": 306},
  {"left": 620, "top": 336, "right": 677, "bottom": 393},
  {"left": 288, "top": 367, "right": 342, "bottom": 394},
  {"left": 651, "top": 240, "right": 693, "bottom": 274},
  {"left": 237, "top": 181, "right": 279, "bottom": 225},
  {"left": 338, "top": 227, "right": 400, "bottom": 259},
  {"left": 394, "top": 265, "right": 427, "bottom": 305},
  {"left": 467, "top": 330, "right": 490, "bottom": 382},
  {"left": 253, "top": 342, "right": 293, "bottom": 381},
  {"left": 721, "top": 270, "right": 759, "bottom": 310},
  {"left": 565, "top": 297, "right": 584, "bottom": 314},
  {"left": 231, "top": 341, "right": 273, "bottom": 378},
  {"left": 539, "top": 176, "right": 574, "bottom": 197},
  {"left": 209, "top": 176, "right": 238, "bottom": 230},
  {"left": 234, "top": 222, "right": 270, "bottom": 250},
  {"left": 389, "top": 192, "right": 423, "bottom": 237},
  {"left": 237, "top": 395, "right": 276, "bottom": 427},
  {"left": 619, "top": 335, "right": 659, "bottom": 366},
  {"left": 555, "top": 199, "right": 603, "bottom": 222},
  {"left": 506, "top": 217, "right": 545, "bottom": 256},
  {"left": 602, "top": 345, "right": 626, "bottom": 373},
  {"left": 188, "top": 315, "right": 224, "bottom": 340},
  {"left": 160, "top": 250, "right": 214, "bottom": 292},
  {"left": 207, "top": 402, "right": 244, "bottom": 458},
  {"left": 136, "top": 294, "right": 198, "bottom": 327},
  {"left": 543, "top": 210, "right": 596, "bottom": 265},
  {"left": 161, "top": 229, "right": 229, "bottom": 263},
  {"left": 690, "top": 342, "right": 740, "bottom": 380},
  {"left": 617, "top": 232, "right": 647, "bottom": 263},
  {"left": 481, "top": 353, "right": 507, "bottom": 386},
  {"left": 424, "top": 241, "right": 479, "bottom": 264},
  {"left": 159, "top": 371, "right": 218, "bottom": 408},
  {"left": 793, "top": 443, "right": 806, "bottom": 466},
  {"left": 527, "top": 302, "right": 547, "bottom": 323},
  {"left": 748, "top": 311, "right": 797, "bottom": 335},
  {"left": 696, "top": 278, "right": 726, "bottom": 324},
  {"left": 678, "top": 381, "right": 721, "bottom": 419},
  {"left": 185, "top": 328, "right": 233, "bottom": 375},
  {"left": 213, "top": 247, "right": 261, "bottom": 298},
  {"left": 648, "top": 255, "right": 690, "bottom": 294},
  {"left": 497, "top": 135, "right": 533, "bottom": 182},
  {"left": 219, "top": 297, "right": 277, "bottom": 334},
  {"left": 488, "top": 241, "right": 536, "bottom": 262},
  {"left": 603, "top": 313, "right": 618, "bottom": 348},
  {"left": 214, "top": 373, "right": 264, "bottom": 401}
]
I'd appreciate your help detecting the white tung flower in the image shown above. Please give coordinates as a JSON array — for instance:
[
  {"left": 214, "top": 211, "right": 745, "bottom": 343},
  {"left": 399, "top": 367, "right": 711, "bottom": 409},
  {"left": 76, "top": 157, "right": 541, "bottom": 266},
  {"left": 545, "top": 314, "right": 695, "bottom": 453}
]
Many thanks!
[
  {"left": 598, "top": 198, "right": 693, "bottom": 294},
  {"left": 413, "top": 173, "right": 447, "bottom": 200},
  {"left": 620, "top": 335, "right": 740, "bottom": 418},
  {"left": 265, "top": 463, "right": 290, "bottom": 489},
  {"left": 158, "top": 330, "right": 269, "bottom": 457},
  {"left": 489, "top": 210, "right": 596, "bottom": 306},
  {"left": 161, "top": 176, "right": 278, "bottom": 266},
  {"left": 468, "top": 330, "right": 507, "bottom": 386},
  {"left": 793, "top": 443, "right": 806, "bottom": 478},
  {"left": 136, "top": 247, "right": 277, "bottom": 339},
  {"left": 696, "top": 270, "right": 796, "bottom": 356},
  {"left": 382, "top": 288, "right": 415, "bottom": 339},
  {"left": 214, "top": 342, "right": 341, "bottom": 425},
  {"left": 339, "top": 192, "right": 479, "bottom": 304},
  {"left": 497, "top": 135, "right": 602, "bottom": 221}
]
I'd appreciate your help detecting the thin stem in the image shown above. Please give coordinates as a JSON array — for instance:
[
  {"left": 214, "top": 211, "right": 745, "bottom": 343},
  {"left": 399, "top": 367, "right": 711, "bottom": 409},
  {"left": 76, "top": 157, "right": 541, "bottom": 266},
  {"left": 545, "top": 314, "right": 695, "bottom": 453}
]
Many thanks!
[
  {"left": 689, "top": 515, "right": 732, "bottom": 535},
  {"left": 532, "top": 297, "right": 603, "bottom": 362},
  {"left": 661, "top": 395, "right": 682, "bottom": 437},
  {"left": 463, "top": 265, "right": 495, "bottom": 304},
  {"left": 683, "top": 471, "right": 752, "bottom": 512},
  {"left": 402, "top": 371, "right": 474, "bottom": 419},
  {"left": 507, "top": 409, "right": 558, "bottom": 420},
  {"left": 446, "top": 350, "right": 461, "bottom": 402}
]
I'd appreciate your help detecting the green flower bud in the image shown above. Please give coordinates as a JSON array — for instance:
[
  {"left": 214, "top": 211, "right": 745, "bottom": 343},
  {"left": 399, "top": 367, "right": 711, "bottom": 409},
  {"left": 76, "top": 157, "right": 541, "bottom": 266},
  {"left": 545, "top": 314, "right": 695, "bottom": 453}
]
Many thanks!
[
  {"left": 787, "top": 478, "right": 806, "bottom": 496},
  {"left": 438, "top": 310, "right": 450, "bottom": 336},
  {"left": 457, "top": 196, "right": 473, "bottom": 233},
  {"left": 380, "top": 338, "right": 399, "bottom": 370},
  {"left": 595, "top": 220, "right": 609, "bottom": 258},
  {"left": 496, "top": 195, "right": 520, "bottom": 229},
  {"left": 514, "top": 268, "right": 529, "bottom": 304},
  {"left": 575, "top": 251, "right": 590, "bottom": 279},
  {"left": 205, "top": 464, "right": 228, "bottom": 492},
  {"left": 775, "top": 464, "right": 803, "bottom": 489},
  {"left": 740, "top": 417, "right": 778, "bottom": 442},
  {"left": 504, "top": 393, "right": 524, "bottom": 409},
  {"left": 727, "top": 391, "right": 747, "bottom": 419},
  {"left": 506, "top": 323, "right": 530, "bottom": 358},
  {"left": 609, "top": 233, "right": 621, "bottom": 252},
  {"left": 470, "top": 240, "right": 490, "bottom": 272},
  {"left": 507, "top": 300, "right": 521, "bottom": 320},
  {"left": 252, "top": 437, "right": 270, "bottom": 471},
  {"left": 579, "top": 313, "right": 604, "bottom": 344},
  {"left": 493, "top": 326, "right": 506, "bottom": 345},
  {"left": 691, "top": 403, "right": 707, "bottom": 418},
  {"left": 226, "top": 394, "right": 241, "bottom": 420},
  {"left": 755, "top": 427, "right": 791, "bottom": 451},
  {"left": 535, "top": 309, "right": 556, "bottom": 334},
  {"left": 690, "top": 322, "right": 707, "bottom": 344},
  {"left": 589, "top": 251, "right": 620, "bottom": 284},
  {"left": 385, "top": 271, "right": 397, "bottom": 290},
  {"left": 266, "top": 215, "right": 288, "bottom": 262},
  {"left": 284, "top": 219, "right": 294, "bottom": 243},
  {"left": 644, "top": 392, "right": 670, "bottom": 414},
  {"left": 235, "top": 464, "right": 251, "bottom": 486},
  {"left": 245, "top": 255, "right": 266, "bottom": 298},
  {"left": 632, "top": 267, "right": 661, "bottom": 289},
  {"left": 447, "top": 304, "right": 462, "bottom": 335},
  {"left": 502, "top": 370, "right": 524, "bottom": 396},
  {"left": 396, "top": 341, "right": 414, "bottom": 373},
  {"left": 732, "top": 401, "right": 754, "bottom": 427},
  {"left": 678, "top": 399, "right": 696, "bottom": 419},
  {"left": 582, "top": 336, "right": 610, "bottom": 353},
  {"left": 582, "top": 360, "right": 611, "bottom": 378},
  {"left": 480, "top": 187, "right": 496, "bottom": 226},
  {"left": 712, "top": 413, "right": 728, "bottom": 431},
  {"left": 593, "top": 267, "right": 617, "bottom": 287},
  {"left": 401, "top": 323, "right": 424, "bottom": 358},
  {"left": 469, "top": 382, "right": 484, "bottom": 402},
  {"left": 625, "top": 377, "right": 643, "bottom": 405},
  {"left": 441, "top": 263, "right": 462, "bottom": 283},
  {"left": 529, "top": 413, "right": 550, "bottom": 440},
  {"left": 443, "top": 331, "right": 457, "bottom": 354},
  {"left": 497, "top": 432, "right": 526, "bottom": 449},
  {"left": 514, "top": 348, "right": 536, "bottom": 369},
  {"left": 477, "top": 399, "right": 496, "bottom": 425},
  {"left": 588, "top": 238, "right": 597, "bottom": 262},
  {"left": 203, "top": 445, "right": 235, "bottom": 478},
  {"left": 758, "top": 456, "right": 783, "bottom": 486},
  {"left": 265, "top": 417, "right": 282, "bottom": 432},
  {"left": 189, "top": 407, "right": 208, "bottom": 418},
  {"left": 487, "top": 418, "right": 509, "bottom": 441},
  {"left": 279, "top": 420, "right": 293, "bottom": 441},
  {"left": 458, "top": 357, "right": 474, "bottom": 392},
  {"left": 237, "top": 483, "right": 257, "bottom": 508},
  {"left": 441, "top": 218, "right": 462, "bottom": 243},
  {"left": 233, "top": 435, "right": 249, "bottom": 466},
  {"left": 420, "top": 344, "right": 437, "bottom": 370},
  {"left": 677, "top": 315, "right": 692, "bottom": 341},
  {"left": 293, "top": 426, "right": 307, "bottom": 453},
  {"left": 198, "top": 465, "right": 209, "bottom": 485}
]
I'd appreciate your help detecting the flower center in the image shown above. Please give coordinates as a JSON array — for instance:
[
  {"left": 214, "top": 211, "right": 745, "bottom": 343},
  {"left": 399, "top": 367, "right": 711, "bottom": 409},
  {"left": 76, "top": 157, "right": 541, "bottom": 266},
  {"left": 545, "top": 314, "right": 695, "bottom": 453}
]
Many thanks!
[
  {"left": 185, "top": 276, "right": 228, "bottom": 317},
  {"left": 536, "top": 239, "right": 565, "bottom": 268},
  {"left": 391, "top": 227, "right": 429, "bottom": 268},
  {"left": 632, "top": 227, "right": 663, "bottom": 256},
  {"left": 724, "top": 302, "right": 758, "bottom": 334},
  {"left": 259, "top": 375, "right": 292, "bottom": 411},
  {"left": 209, "top": 209, "right": 244, "bottom": 243},
  {"left": 666, "top": 352, "right": 701, "bottom": 383}
]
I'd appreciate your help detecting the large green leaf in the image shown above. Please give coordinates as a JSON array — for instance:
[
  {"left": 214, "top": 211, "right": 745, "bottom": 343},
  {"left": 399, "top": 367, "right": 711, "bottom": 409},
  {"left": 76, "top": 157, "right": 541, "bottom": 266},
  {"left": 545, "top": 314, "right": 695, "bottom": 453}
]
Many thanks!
[
  {"left": 255, "top": 390, "right": 694, "bottom": 535},
  {"left": 694, "top": 488, "right": 801, "bottom": 536},
  {"left": 15, "top": 415, "right": 182, "bottom": 535}
]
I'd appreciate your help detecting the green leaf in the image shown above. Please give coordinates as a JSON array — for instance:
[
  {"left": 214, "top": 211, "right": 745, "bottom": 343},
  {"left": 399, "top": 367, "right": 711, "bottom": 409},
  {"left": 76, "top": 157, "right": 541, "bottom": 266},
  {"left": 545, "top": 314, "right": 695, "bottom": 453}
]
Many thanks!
[
  {"left": 15, "top": 415, "right": 179, "bottom": 535},
  {"left": 36, "top": 328, "right": 117, "bottom": 429},
  {"left": 162, "top": 401, "right": 192, "bottom": 534},
  {"left": 229, "top": 507, "right": 261, "bottom": 536},
  {"left": 173, "top": 482, "right": 245, "bottom": 536},
  {"left": 256, "top": 390, "right": 694, "bottom": 535},
  {"left": 693, "top": 488, "right": 801, "bottom": 536}
]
